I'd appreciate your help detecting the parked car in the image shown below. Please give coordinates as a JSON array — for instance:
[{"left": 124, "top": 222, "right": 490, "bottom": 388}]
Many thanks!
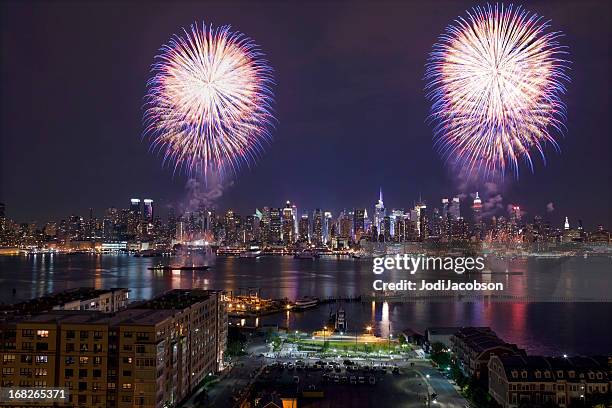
[
  {"left": 368, "top": 376, "right": 376, "bottom": 385},
  {"left": 350, "top": 376, "right": 357, "bottom": 384},
  {"left": 358, "top": 376, "right": 365, "bottom": 384},
  {"left": 333, "top": 375, "right": 340, "bottom": 383}
]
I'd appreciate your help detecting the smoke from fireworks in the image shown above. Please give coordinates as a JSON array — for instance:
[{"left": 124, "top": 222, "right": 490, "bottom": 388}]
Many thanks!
[
  {"left": 144, "top": 22, "right": 275, "bottom": 179},
  {"left": 425, "top": 4, "right": 570, "bottom": 179}
]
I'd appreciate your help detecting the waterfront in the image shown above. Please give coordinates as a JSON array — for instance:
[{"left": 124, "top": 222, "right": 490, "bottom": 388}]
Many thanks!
[{"left": 0, "top": 254, "right": 610, "bottom": 356}]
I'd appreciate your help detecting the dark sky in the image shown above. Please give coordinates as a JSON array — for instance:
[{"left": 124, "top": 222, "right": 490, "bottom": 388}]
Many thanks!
[{"left": 1, "top": 0, "right": 610, "bottom": 228}]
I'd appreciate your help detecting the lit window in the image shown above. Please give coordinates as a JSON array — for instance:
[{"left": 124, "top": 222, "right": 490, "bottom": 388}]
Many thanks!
[{"left": 36, "top": 330, "right": 49, "bottom": 338}]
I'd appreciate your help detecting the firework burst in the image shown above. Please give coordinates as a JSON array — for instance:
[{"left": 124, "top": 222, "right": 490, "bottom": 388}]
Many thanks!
[
  {"left": 144, "top": 22, "right": 275, "bottom": 178},
  {"left": 425, "top": 3, "right": 570, "bottom": 179}
]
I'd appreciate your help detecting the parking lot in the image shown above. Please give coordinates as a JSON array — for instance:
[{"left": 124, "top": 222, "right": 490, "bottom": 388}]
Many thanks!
[
  {"left": 253, "top": 358, "right": 462, "bottom": 407},
  {"left": 261, "top": 359, "right": 394, "bottom": 387}
]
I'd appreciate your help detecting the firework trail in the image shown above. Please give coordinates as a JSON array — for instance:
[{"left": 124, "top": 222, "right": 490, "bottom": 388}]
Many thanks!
[
  {"left": 425, "top": 3, "right": 570, "bottom": 179},
  {"left": 144, "top": 22, "right": 275, "bottom": 179}
]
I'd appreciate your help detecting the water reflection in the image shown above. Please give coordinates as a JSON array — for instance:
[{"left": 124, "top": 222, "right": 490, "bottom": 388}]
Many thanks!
[{"left": 0, "top": 254, "right": 610, "bottom": 355}]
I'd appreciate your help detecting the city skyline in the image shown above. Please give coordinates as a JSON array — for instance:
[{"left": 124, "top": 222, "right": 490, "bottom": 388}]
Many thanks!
[
  {"left": 0, "top": 186, "right": 607, "bottom": 230},
  {"left": 2, "top": 187, "right": 609, "bottom": 252},
  {"left": 0, "top": 1, "right": 610, "bottom": 227}
]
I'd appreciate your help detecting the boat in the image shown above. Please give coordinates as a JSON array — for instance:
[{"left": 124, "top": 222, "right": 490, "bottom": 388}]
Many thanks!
[
  {"left": 293, "top": 296, "right": 319, "bottom": 310},
  {"left": 240, "top": 246, "right": 262, "bottom": 258},
  {"left": 294, "top": 250, "right": 320, "bottom": 259},
  {"left": 148, "top": 263, "right": 210, "bottom": 271}
]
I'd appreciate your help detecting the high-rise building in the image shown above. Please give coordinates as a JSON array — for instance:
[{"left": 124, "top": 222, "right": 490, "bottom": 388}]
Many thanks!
[
  {"left": 353, "top": 209, "right": 366, "bottom": 241},
  {"left": 298, "top": 214, "right": 309, "bottom": 243},
  {"left": 268, "top": 208, "right": 282, "bottom": 244},
  {"left": 394, "top": 216, "right": 405, "bottom": 242},
  {"left": 412, "top": 202, "right": 427, "bottom": 238},
  {"left": 373, "top": 188, "right": 385, "bottom": 232},
  {"left": 509, "top": 205, "right": 521, "bottom": 224},
  {"left": 128, "top": 199, "right": 141, "bottom": 238},
  {"left": 382, "top": 216, "right": 391, "bottom": 242},
  {"left": 281, "top": 201, "right": 295, "bottom": 245},
  {"left": 312, "top": 209, "right": 323, "bottom": 246},
  {"left": 324, "top": 211, "right": 333, "bottom": 243},
  {"left": 224, "top": 210, "right": 237, "bottom": 244},
  {"left": 0, "top": 289, "right": 227, "bottom": 408},
  {"left": 441, "top": 198, "right": 449, "bottom": 219},
  {"left": 450, "top": 196, "right": 460, "bottom": 220},
  {"left": 472, "top": 192, "right": 482, "bottom": 220},
  {"left": 338, "top": 211, "right": 352, "bottom": 239},
  {"left": 143, "top": 199, "right": 153, "bottom": 221}
]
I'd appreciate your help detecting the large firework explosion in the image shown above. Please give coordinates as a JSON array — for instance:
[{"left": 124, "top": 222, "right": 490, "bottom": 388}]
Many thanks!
[
  {"left": 144, "top": 23, "right": 275, "bottom": 179},
  {"left": 425, "top": 3, "right": 570, "bottom": 179}
]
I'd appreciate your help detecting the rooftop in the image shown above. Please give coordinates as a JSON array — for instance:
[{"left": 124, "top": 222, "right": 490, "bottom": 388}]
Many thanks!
[
  {"left": 134, "top": 289, "right": 218, "bottom": 310},
  {"left": 0, "top": 287, "right": 128, "bottom": 315}
]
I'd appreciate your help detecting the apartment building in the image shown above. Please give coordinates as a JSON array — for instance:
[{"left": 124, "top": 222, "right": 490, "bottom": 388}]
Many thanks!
[
  {"left": 0, "top": 289, "right": 227, "bottom": 408},
  {"left": 0, "top": 287, "right": 129, "bottom": 315},
  {"left": 488, "top": 354, "right": 610, "bottom": 408},
  {"left": 54, "top": 288, "right": 130, "bottom": 313},
  {"left": 450, "top": 327, "right": 525, "bottom": 380}
]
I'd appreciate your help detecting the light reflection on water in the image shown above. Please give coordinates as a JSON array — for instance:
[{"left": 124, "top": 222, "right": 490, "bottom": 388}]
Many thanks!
[{"left": 0, "top": 253, "right": 610, "bottom": 355}]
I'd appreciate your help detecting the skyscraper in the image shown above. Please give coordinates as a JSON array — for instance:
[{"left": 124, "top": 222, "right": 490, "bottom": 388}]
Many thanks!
[
  {"left": 382, "top": 216, "right": 391, "bottom": 242},
  {"left": 128, "top": 199, "right": 141, "bottom": 237},
  {"left": 324, "top": 211, "right": 334, "bottom": 243},
  {"left": 374, "top": 188, "right": 385, "bottom": 233},
  {"left": 143, "top": 199, "right": 154, "bottom": 221},
  {"left": 269, "top": 208, "right": 282, "bottom": 244},
  {"left": 224, "top": 209, "right": 237, "bottom": 244},
  {"left": 472, "top": 192, "right": 482, "bottom": 219},
  {"left": 353, "top": 208, "right": 366, "bottom": 241},
  {"left": 312, "top": 209, "right": 323, "bottom": 246},
  {"left": 282, "top": 201, "right": 295, "bottom": 245},
  {"left": 298, "top": 214, "right": 309, "bottom": 243},
  {"left": 441, "top": 198, "right": 449, "bottom": 219},
  {"left": 450, "top": 196, "right": 460, "bottom": 220}
]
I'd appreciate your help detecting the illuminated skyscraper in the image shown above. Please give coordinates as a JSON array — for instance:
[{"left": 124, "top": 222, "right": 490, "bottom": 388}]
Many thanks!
[
  {"left": 382, "top": 216, "right": 391, "bottom": 242},
  {"left": 324, "top": 211, "right": 333, "bottom": 243},
  {"left": 282, "top": 201, "right": 295, "bottom": 244},
  {"left": 353, "top": 209, "right": 366, "bottom": 241},
  {"left": 441, "top": 198, "right": 449, "bottom": 219},
  {"left": 338, "top": 211, "right": 352, "bottom": 239},
  {"left": 312, "top": 209, "right": 323, "bottom": 246},
  {"left": 224, "top": 209, "right": 237, "bottom": 244},
  {"left": 449, "top": 197, "right": 460, "bottom": 220},
  {"left": 128, "top": 198, "right": 141, "bottom": 237},
  {"left": 472, "top": 192, "right": 482, "bottom": 219},
  {"left": 143, "top": 199, "right": 154, "bottom": 221},
  {"left": 374, "top": 188, "right": 385, "bottom": 232},
  {"left": 269, "top": 208, "right": 282, "bottom": 244},
  {"left": 298, "top": 214, "right": 309, "bottom": 243}
]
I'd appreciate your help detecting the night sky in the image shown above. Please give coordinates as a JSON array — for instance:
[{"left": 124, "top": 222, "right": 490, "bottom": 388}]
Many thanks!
[{"left": 1, "top": 1, "right": 610, "bottom": 228}]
